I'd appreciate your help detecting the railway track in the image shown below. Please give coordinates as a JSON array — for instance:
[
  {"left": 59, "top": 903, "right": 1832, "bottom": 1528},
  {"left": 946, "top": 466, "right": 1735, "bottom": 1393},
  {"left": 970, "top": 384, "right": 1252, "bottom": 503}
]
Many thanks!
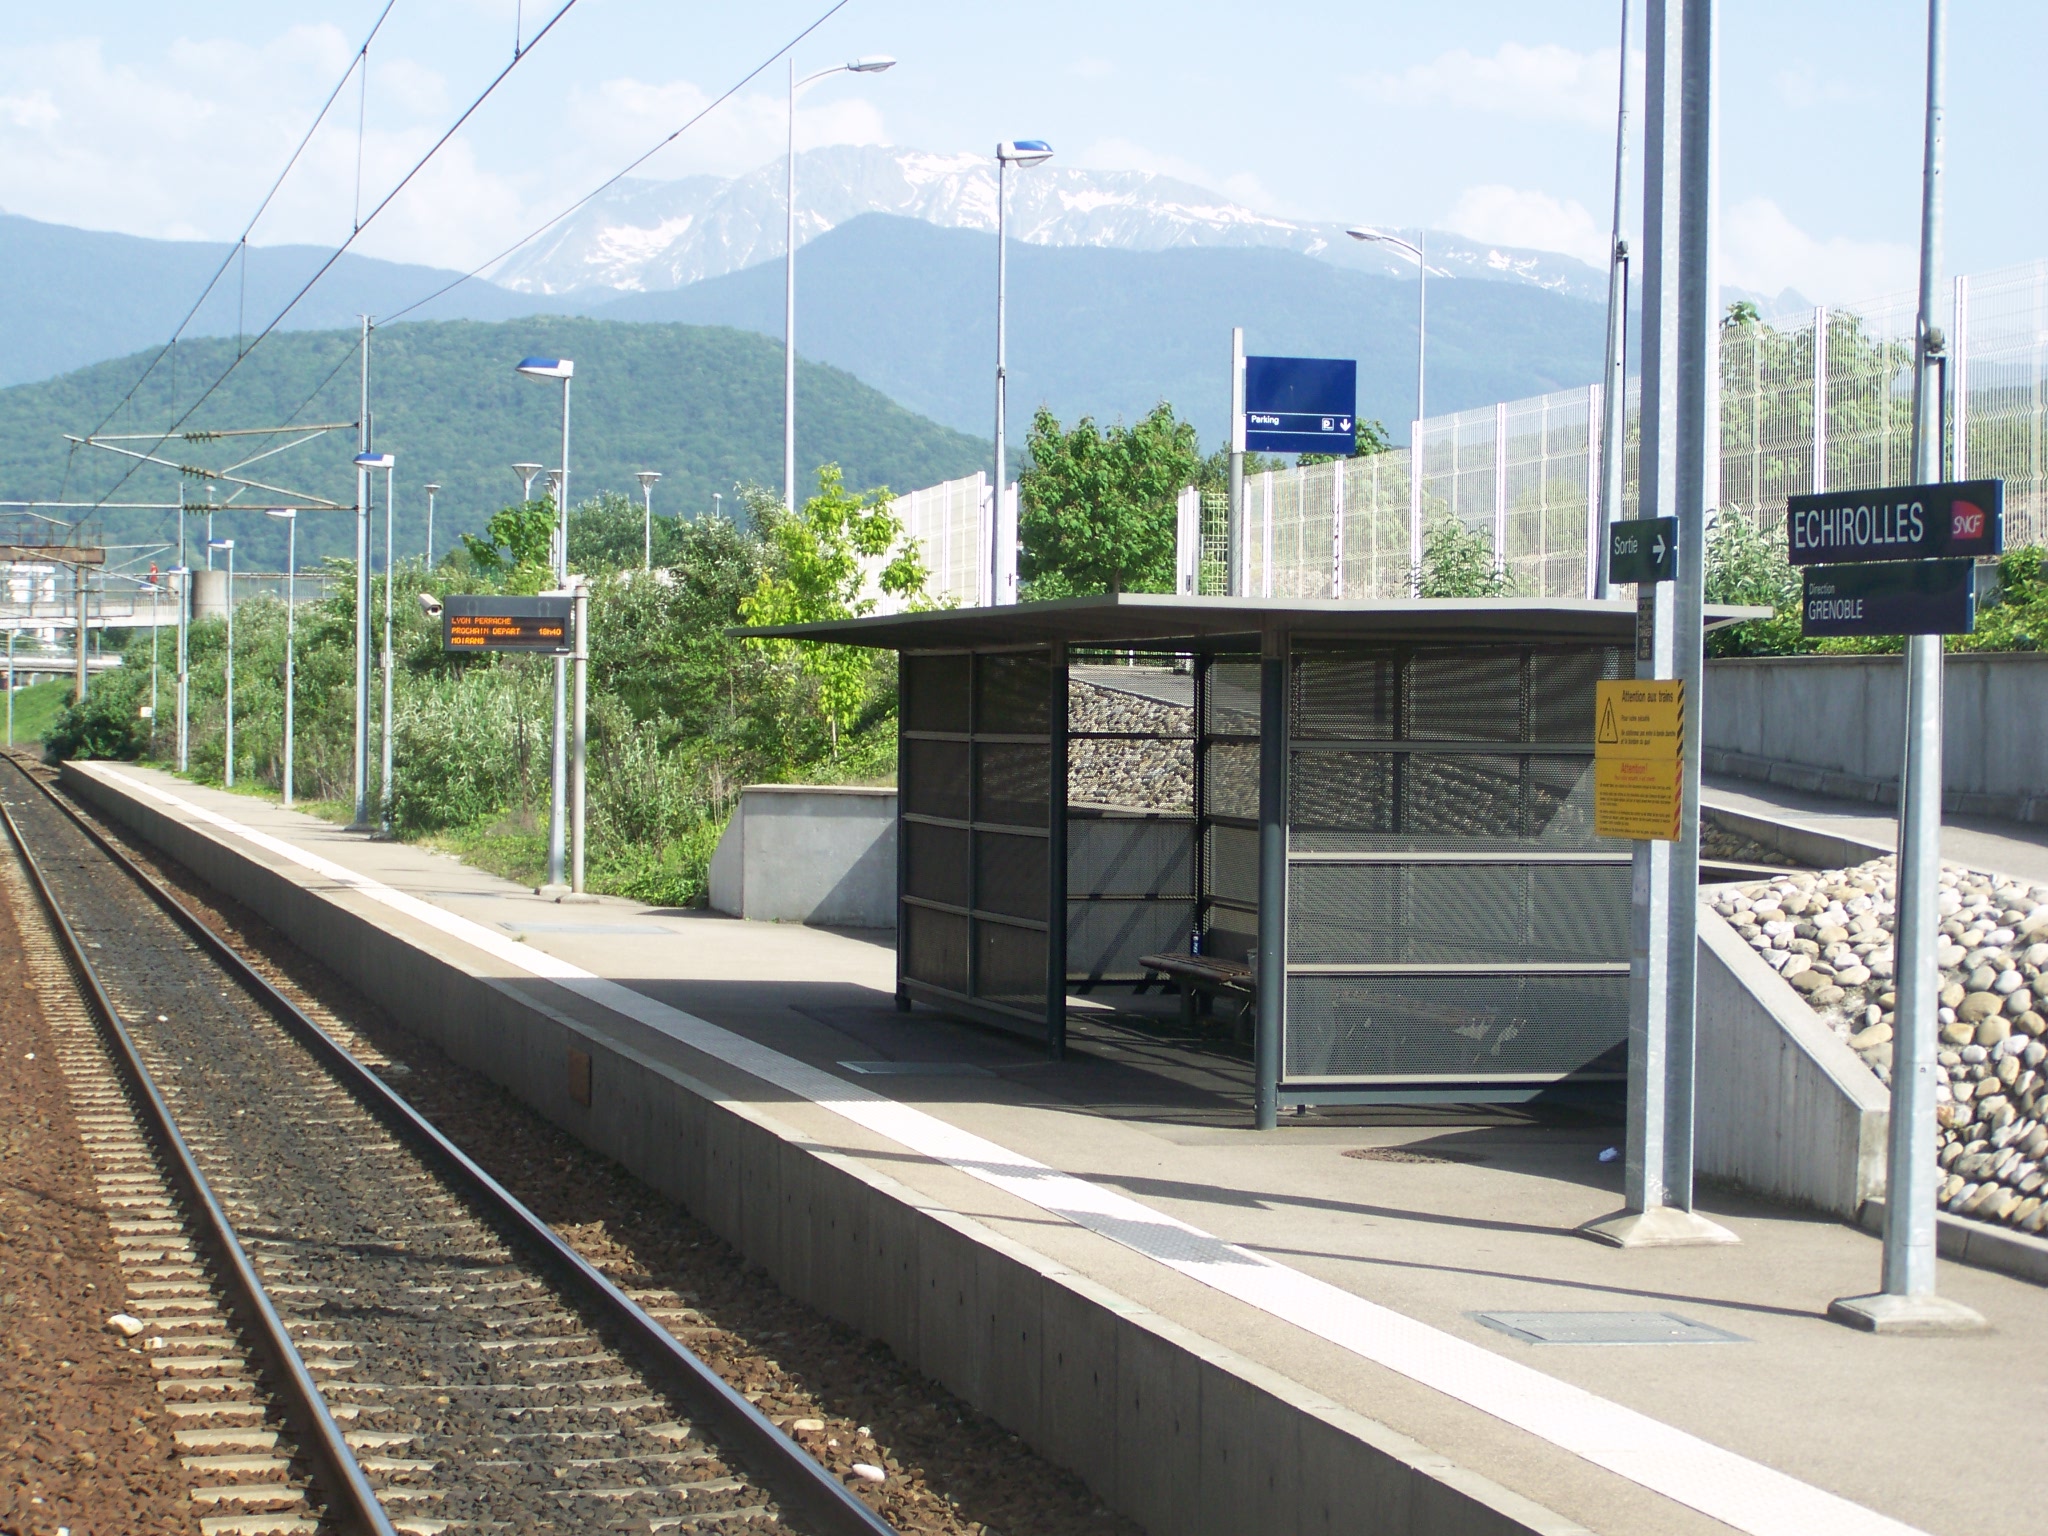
[{"left": 0, "top": 756, "right": 897, "bottom": 1536}]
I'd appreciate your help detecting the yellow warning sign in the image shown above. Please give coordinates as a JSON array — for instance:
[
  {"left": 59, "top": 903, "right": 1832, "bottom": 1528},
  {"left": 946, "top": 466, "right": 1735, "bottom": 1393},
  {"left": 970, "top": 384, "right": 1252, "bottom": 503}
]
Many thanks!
[{"left": 1593, "top": 679, "right": 1684, "bottom": 841}]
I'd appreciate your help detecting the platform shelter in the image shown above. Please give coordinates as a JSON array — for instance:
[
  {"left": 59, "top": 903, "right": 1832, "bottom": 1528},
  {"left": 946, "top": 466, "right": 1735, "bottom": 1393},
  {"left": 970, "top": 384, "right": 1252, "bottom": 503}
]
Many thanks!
[{"left": 745, "top": 594, "right": 1752, "bottom": 1113}]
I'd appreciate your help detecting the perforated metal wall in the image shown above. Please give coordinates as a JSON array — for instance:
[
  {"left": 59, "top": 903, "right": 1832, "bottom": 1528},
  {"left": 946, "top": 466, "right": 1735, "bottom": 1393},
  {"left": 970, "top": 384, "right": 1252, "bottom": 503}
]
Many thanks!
[{"left": 1283, "top": 974, "right": 1630, "bottom": 1082}]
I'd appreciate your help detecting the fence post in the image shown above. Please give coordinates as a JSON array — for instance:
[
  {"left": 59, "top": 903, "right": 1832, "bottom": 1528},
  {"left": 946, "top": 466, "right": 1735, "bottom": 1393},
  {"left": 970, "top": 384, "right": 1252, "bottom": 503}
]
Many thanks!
[
  {"left": 1408, "top": 419, "right": 1424, "bottom": 593},
  {"left": 1586, "top": 383, "right": 1604, "bottom": 597},
  {"left": 1493, "top": 402, "right": 1508, "bottom": 576},
  {"left": 1952, "top": 274, "right": 1969, "bottom": 479},
  {"left": 1330, "top": 460, "right": 1346, "bottom": 598},
  {"left": 1260, "top": 469, "right": 1275, "bottom": 599},
  {"left": 1812, "top": 307, "right": 1829, "bottom": 493}
]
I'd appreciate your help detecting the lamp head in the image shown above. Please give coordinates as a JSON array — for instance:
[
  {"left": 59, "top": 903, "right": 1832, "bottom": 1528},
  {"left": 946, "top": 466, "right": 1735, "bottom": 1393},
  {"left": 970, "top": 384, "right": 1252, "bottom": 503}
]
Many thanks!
[
  {"left": 209, "top": 538, "right": 234, "bottom": 550},
  {"left": 265, "top": 508, "right": 296, "bottom": 521},
  {"left": 424, "top": 482, "right": 441, "bottom": 494},
  {"left": 847, "top": 55, "right": 895, "bottom": 72},
  {"left": 997, "top": 139, "right": 1054, "bottom": 167},
  {"left": 516, "top": 356, "right": 574, "bottom": 380},
  {"left": 636, "top": 471, "right": 662, "bottom": 489},
  {"left": 355, "top": 452, "right": 395, "bottom": 469}
]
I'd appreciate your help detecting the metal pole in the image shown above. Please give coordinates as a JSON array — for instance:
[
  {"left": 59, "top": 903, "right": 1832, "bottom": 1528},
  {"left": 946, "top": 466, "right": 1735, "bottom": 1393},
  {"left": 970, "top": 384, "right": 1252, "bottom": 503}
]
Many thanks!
[
  {"left": 644, "top": 483, "right": 652, "bottom": 571},
  {"left": 1595, "top": 0, "right": 1635, "bottom": 598},
  {"left": 177, "top": 567, "right": 190, "bottom": 773},
  {"left": 222, "top": 544, "right": 234, "bottom": 788},
  {"left": 6, "top": 630, "right": 13, "bottom": 748},
  {"left": 380, "top": 465, "right": 395, "bottom": 834},
  {"left": 992, "top": 151, "right": 1009, "bottom": 609},
  {"left": 150, "top": 580, "right": 160, "bottom": 733},
  {"left": 1229, "top": 327, "right": 1246, "bottom": 597},
  {"left": 1045, "top": 641, "right": 1069, "bottom": 1058},
  {"left": 1415, "top": 231, "right": 1427, "bottom": 424},
  {"left": 571, "top": 578, "right": 588, "bottom": 895},
  {"left": 1254, "top": 623, "right": 1288, "bottom": 1130},
  {"left": 1582, "top": 0, "right": 1733, "bottom": 1248},
  {"left": 545, "top": 378, "right": 572, "bottom": 894},
  {"left": 283, "top": 517, "right": 295, "bottom": 808},
  {"left": 784, "top": 56, "right": 798, "bottom": 513},
  {"left": 353, "top": 316, "right": 372, "bottom": 828},
  {"left": 425, "top": 483, "right": 438, "bottom": 566},
  {"left": 73, "top": 564, "right": 87, "bottom": 703},
  {"left": 1830, "top": 0, "right": 1983, "bottom": 1335}
]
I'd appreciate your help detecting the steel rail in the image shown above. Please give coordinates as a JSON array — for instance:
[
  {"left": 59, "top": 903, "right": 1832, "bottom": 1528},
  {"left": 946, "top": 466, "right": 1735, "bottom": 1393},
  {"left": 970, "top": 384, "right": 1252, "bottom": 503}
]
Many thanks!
[
  {"left": 6, "top": 758, "right": 897, "bottom": 1536},
  {"left": 0, "top": 772, "right": 398, "bottom": 1536}
]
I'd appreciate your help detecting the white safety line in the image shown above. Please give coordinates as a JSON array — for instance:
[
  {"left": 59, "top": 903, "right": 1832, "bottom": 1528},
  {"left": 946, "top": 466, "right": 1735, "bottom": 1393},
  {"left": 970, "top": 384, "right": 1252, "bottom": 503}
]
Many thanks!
[{"left": 101, "top": 766, "right": 1924, "bottom": 1536}]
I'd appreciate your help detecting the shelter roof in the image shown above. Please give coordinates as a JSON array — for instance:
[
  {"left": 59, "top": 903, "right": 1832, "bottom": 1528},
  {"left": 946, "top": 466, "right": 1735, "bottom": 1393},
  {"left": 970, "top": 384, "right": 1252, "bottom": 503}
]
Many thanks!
[{"left": 735, "top": 593, "right": 1773, "bottom": 651}]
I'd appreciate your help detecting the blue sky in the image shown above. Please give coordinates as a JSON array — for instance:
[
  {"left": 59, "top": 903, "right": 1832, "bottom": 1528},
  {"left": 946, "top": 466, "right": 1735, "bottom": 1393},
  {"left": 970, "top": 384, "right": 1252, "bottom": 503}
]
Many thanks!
[{"left": 4, "top": 1, "right": 2044, "bottom": 304}]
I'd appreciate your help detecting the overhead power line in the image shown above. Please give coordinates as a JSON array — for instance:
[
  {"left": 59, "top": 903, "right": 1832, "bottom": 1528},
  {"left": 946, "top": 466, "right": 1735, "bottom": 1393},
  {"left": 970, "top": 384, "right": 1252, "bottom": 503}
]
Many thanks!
[
  {"left": 86, "top": 0, "right": 583, "bottom": 516},
  {"left": 380, "top": 0, "right": 853, "bottom": 327}
]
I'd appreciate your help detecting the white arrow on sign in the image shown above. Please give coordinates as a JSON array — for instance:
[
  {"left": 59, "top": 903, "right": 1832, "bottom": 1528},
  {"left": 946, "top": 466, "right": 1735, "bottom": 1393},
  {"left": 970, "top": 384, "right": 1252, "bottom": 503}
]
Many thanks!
[{"left": 1652, "top": 532, "right": 1667, "bottom": 562}]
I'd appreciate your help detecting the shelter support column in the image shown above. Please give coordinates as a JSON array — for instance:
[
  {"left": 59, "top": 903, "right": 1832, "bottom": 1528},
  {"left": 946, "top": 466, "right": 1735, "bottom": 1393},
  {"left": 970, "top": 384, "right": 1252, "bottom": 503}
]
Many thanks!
[
  {"left": 1255, "top": 624, "right": 1288, "bottom": 1129},
  {"left": 1045, "top": 642, "right": 1070, "bottom": 1058}
]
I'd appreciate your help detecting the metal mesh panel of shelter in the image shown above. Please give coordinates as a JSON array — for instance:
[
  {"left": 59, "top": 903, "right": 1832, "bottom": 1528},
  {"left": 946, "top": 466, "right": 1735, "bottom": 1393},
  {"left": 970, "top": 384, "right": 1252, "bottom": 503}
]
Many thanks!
[
  {"left": 975, "top": 829, "right": 1049, "bottom": 921},
  {"left": 1282, "top": 974, "right": 1630, "bottom": 1082},
  {"left": 1288, "top": 862, "right": 1630, "bottom": 966}
]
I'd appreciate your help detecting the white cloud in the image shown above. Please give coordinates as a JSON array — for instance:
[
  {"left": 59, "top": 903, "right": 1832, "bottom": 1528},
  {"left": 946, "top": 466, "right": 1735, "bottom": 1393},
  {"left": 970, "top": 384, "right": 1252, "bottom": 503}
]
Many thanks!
[
  {"left": 1067, "top": 136, "right": 1283, "bottom": 213},
  {"left": 1357, "top": 43, "right": 1636, "bottom": 129},
  {"left": 1443, "top": 184, "right": 1608, "bottom": 266},
  {"left": 566, "top": 77, "right": 891, "bottom": 183},
  {"left": 1721, "top": 197, "right": 1915, "bottom": 305},
  {"left": 1070, "top": 56, "right": 1113, "bottom": 80}
]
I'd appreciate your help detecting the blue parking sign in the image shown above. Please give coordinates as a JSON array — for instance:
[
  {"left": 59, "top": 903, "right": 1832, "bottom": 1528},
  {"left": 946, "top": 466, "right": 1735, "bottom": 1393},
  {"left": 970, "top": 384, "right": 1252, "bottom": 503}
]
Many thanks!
[{"left": 1244, "top": 356, "right": 1357, "bottom": 454}]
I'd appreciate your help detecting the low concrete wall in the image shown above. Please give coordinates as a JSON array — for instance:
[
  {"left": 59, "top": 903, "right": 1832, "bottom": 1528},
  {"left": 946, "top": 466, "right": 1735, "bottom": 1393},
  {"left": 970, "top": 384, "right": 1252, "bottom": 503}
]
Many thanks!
[
  {"left": 1703, "top": 653, "right": 2048, "bottom": 823},
  {"left": 1694, "top": 904, "right": 1889, "bottom": 1217},
  {"left": 63, "top": 762, "right": 1577, "bottom": 1536},
  {"left": 708, "top": 785, "right": 896, "bottom": 928}
]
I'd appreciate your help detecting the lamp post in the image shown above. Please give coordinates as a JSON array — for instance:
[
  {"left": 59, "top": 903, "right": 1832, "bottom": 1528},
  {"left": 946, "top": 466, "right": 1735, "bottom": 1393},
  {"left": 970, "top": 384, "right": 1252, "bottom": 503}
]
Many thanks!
[
  {"left": 5, "top": 628, "right": 15, "bottom": 748},
  {"left": 512, "top": 462, "right": 543, "bottom": 504},
  {"left": 636, "top": 471, "right": 662, "bottom": 572},
  {"left": 174, "top": 564, "right": 191, "bottom": 771},
  {"left": 994, "top": 138, "right": 1054, "bottom": 606},
  {"left": 1347, "top": 227, "right": 1427, "bottom": 426},
  {"left": 516, "top": 357, "right": 574, "bottom": 895},
  {"left": 424, "top": 482, "right": 440, "bottom": 567},
  {"left": 266, "top": 510, "right": 298, "bottom": 807},
  {"left": 1594, "top": 0, "right": 1635, "bottom": 598},
  {"left": 209, "top": 538, "right": 235, "bottom": 787},
  {"left": 148, "top": 572, "right": 160, "bottom": 736},
  {"left": 352, "top": 451, "right": 392, "bottom": 828},
  {"left": 784, "top": 55, "right": 897, "bottom": 509},
  {"left": 379, "top": 456, "right": 397, "bottom": 834}
]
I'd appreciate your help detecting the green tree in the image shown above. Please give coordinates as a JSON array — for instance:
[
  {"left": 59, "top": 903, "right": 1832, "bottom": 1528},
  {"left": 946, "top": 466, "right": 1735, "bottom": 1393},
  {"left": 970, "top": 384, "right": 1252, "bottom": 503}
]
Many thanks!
[
  {"left": 739, "top": 464, "right": 927, "bottom": 748},
  {"left": 1703, "top": 508, "right": 1808, "bottom": 656},
  {"left": 1413, "top": 515, "right": 1513, "bottom": 597},
  {"left": 460, "top": 497, "right": 557, "bottom": 582},
  {"left": 1298, "top": 418, "right": 1394, "bottom": 465},
  {"left": 1019, "top": 403, "right": 1202, "bottom": 598}
]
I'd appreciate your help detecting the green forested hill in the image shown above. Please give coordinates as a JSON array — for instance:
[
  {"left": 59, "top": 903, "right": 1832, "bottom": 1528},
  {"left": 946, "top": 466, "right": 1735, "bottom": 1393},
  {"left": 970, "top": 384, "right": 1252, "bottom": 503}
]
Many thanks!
[{"left": 0, "top": 317, "right": 991, "bottom": 570}]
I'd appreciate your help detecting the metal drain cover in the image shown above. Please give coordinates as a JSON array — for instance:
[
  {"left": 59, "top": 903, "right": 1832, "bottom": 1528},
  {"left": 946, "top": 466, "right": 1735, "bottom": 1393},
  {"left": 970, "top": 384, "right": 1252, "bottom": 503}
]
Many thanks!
[{"left": 1475, "top": 1311, "right": 1747, "bottom": 1346}]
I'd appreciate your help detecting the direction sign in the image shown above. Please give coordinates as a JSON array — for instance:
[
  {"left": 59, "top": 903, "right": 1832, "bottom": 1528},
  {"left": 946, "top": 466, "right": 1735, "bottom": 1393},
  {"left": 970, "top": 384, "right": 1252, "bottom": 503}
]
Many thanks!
[
  {"left": 1608, "top": 516, "right": 1678, "bottom": 585},
  {"left": 443, "top": 594, "right": 572, "bottom": 653},
  {"left": 1593, "top": 679, "right": 1684, "bottom": 842},
  {"left": 1785, "top": 478, "right": 2003, "bottom": 565},
  {"left": 1800, "top": 559, "right": 1976, "bottom": 638},
  {"left": 1243, "top": 355, "right": 1357, "bottom": 454}
]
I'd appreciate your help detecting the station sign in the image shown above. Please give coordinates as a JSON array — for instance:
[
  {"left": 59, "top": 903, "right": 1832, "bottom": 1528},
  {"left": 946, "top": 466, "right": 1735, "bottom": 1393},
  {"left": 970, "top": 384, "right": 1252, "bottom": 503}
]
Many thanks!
[
  {"left": 1785, "top": 479, "right": 2003, "bottom": 565},
  {"left": 1593, "top": 679, "right": 1684, "bottom": 842},
  {"left": 443, "top": 594, "right": 572, "bottom": 653},
  {"left": 1800, "top": 559, "right": 1977, "bottom": 639},
  {"left": 1608, "top": 516, "right": 1678, "bottom": 585},
  {"left": 1243, "top": 355, "right": 1357, "bottom": 454}
]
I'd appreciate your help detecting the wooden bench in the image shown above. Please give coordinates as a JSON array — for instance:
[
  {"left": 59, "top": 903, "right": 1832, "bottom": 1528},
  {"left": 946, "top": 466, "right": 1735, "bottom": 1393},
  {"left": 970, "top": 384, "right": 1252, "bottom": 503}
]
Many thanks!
[{"left": 1137, "top": 953, "right": 1256, "bottom": 1036}]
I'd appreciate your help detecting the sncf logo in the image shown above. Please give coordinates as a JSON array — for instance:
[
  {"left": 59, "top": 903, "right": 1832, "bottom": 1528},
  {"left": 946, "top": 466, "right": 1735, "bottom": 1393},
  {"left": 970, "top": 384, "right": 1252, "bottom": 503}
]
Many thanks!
[{"left": 1953, "top": 501, "right": 1986, "bottom": 540}]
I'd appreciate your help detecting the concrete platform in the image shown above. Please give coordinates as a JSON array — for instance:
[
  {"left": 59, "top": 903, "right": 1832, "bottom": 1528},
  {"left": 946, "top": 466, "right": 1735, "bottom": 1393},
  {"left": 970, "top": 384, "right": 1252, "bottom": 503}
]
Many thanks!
[{"left": 54, "top": 761, "right": 2048, "bottom": 1536}]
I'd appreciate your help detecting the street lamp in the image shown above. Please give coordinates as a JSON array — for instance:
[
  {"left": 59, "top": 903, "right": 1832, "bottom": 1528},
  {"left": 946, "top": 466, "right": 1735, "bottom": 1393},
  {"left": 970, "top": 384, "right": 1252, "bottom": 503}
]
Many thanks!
[
  {"left": 784, "top": 55, "right": 896, "bottom": 510},
  {"left": 265, "top": 509, "right": 298, "bottom": 806},
  {"left": 1348, "top": 227, "right": 1427, "bottom": 427},
  {"left": 636, "top": 471, "right": 662, "bottom": 572},
  {"left": 992, "top": 139, "right": 1053, "bottom": 607},
  {"left": 516, "top": 357, "right": 574, "bottom": 895},
  {"left": 208, "top": 538, "right": 235, "bottom": 787},
  {"left": 512, "top": 462, "right": 543, "bottom": 503},
  {"left": 377, "top": 455, "right": 398, "bottom": 834},
  {"left": 354, "top": 451, "right": 394, "bottom": 829},
  {"left": 424, "top": 482, "right": 441, "bottom": 567}
]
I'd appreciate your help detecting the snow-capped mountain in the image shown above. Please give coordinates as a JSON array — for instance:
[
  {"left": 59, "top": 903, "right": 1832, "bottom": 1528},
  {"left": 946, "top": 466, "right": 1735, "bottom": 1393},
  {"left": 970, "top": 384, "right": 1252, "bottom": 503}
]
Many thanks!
[{"left": 491, "top": 145, "right": 1605, "bottom": 301}]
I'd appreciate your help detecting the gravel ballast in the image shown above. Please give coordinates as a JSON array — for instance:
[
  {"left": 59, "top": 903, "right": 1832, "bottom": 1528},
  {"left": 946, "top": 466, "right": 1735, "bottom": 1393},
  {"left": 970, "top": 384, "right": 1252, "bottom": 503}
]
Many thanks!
[{"left": 1712, "top": 859, "right": 2048, "bottom": 1234}]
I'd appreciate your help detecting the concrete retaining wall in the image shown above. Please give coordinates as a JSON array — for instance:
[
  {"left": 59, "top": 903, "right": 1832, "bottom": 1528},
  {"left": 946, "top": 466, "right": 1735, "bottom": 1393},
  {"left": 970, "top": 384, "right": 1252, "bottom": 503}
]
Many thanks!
[
  {"left": 1694, "top": 904, "right": 1889, "bottom": 1216},
  {"left": 63, "top": 762, "right": 1580, "bottom": 1536},
  {"left": 1703, "top": 653, "right": 2048, "bottom": 823},
  {"left": 708, "top": 785, "right": 896, "bottom": 928}
]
